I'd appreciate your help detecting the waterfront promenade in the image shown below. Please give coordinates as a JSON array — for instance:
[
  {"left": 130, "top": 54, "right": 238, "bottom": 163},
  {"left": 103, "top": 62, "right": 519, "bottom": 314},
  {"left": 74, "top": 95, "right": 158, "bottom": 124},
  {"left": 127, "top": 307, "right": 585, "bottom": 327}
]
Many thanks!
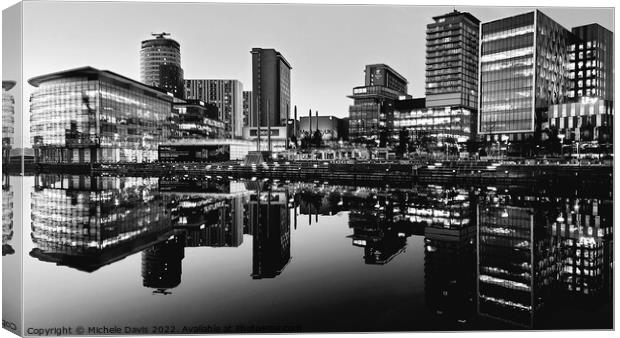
[{"left": 27, "top": 159, "right": 612, "bottom": 190}]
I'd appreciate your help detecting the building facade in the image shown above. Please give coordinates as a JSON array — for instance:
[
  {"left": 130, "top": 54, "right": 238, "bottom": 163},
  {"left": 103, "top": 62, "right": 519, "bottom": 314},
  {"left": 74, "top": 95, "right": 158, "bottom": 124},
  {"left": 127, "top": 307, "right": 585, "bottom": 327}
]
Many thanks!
[
  {"left": 2, "top": 81, "right": 15, "bottom": 163},
  {"left": 140, "top": 33, "right": 184, "bottom": 99},
  {"left": 548, "top": 98, "right": 613, "bottom": 144},
  {"left": 478, "top": 11, "right": 573, "bottom": 142},
  {"left": 392, "top": 97, "right": 474, "bottom": 143},
  {"left": 250, "top": 48, "right": 292, "bottom": 129},
  {"left": 242, "top": 90, "right": 253, "bottom": 127},
  {"left": 185, "top": 79, "right": 244, "bottom": 139},
  {"left": 174, "top": 99, "right": 225, "bottom": 139},
  {"left": 426, "top": 10, "right": 480, "bottom": 110},
  {"left": 569, "top": 24, "right": 614, "bottom": 101},
  {"left": 29, "top": 67, "right": 175, "bottom": 164},
  {"left": 348, "top": 64, "right": 408, "bottom": 141}
]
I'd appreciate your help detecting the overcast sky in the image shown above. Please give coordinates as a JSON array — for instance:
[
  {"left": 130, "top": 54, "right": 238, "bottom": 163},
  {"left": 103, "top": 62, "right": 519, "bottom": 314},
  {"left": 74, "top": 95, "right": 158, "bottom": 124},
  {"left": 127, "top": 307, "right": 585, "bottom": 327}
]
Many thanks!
[{"left": 5, "top": 2, "right": 615, "bottom": 146}]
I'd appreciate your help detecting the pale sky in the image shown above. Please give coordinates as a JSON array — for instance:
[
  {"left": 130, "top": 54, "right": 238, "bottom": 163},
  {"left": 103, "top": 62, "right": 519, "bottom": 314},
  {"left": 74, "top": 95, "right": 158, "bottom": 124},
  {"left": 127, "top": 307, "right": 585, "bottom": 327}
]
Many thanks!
[{"left": 4, "top": 1, "right": 615, "bottom": 146}]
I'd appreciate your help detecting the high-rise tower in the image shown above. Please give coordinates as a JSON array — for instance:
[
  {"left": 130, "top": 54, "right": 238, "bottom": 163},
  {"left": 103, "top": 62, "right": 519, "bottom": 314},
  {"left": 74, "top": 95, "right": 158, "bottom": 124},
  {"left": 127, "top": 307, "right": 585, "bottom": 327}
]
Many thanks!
[
  {"left": 425, "top": 10, "right": 480, "bottom": 110},
  {"left": 140, "top": 32, "right": 184, "bottom": 99}
]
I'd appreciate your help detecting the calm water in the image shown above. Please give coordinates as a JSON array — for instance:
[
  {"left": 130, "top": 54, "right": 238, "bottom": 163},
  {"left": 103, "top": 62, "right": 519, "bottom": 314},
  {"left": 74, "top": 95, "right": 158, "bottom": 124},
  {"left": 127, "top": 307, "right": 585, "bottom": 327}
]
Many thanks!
[{"left": 2, "top": 174, "right": 613, "bottom": 333}]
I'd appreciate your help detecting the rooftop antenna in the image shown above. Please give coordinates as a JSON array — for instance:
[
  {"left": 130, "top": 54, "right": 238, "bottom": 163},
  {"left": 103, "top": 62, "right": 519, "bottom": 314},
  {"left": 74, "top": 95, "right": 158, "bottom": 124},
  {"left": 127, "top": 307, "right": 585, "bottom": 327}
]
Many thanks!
[{"left": 151, "top": 32, "right": 170, "bottom": 39}]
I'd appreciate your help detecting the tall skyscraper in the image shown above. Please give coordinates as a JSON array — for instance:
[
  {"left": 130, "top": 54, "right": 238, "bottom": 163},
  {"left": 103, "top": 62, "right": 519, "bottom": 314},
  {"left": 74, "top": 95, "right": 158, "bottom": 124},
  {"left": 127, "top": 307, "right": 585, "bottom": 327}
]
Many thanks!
[
  {"left": 569, "top": 24, "right": 614, "bottom": 101},
  {"left": 348, "top": 64, "right": 408, "bottom": 141},
  {"left": 425, "top": 10, "right": 480, "bottom": 110},
  {"left": 185, "top": 79, "right": 244, "bottom": 138},
  {"left": 140, "top": 32, "right": 184, "bottom": 99},
  {"left": 478, "top": 11, "right": 573, "bottom": 142},
  {"left": 250, "top": 48, "right": 292, "bottom": 128},
  {"left": 242, "top": 91, "right": 253, "bottom": 127}
]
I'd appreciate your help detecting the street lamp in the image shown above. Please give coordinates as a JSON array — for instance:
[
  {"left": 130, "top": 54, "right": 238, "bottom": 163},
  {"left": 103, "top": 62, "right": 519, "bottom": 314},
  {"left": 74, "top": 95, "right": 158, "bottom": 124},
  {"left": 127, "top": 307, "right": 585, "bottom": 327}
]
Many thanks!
[{"left": 558, "top": 134, "right": 566, "bottom": 157}]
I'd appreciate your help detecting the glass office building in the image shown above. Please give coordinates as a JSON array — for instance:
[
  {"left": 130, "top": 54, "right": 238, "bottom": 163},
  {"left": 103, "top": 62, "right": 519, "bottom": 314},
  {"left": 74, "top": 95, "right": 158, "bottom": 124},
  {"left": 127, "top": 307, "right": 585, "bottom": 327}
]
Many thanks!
[
  {"left": 392, "top": 98, "right": 474, "bottom": 142},
  {"left": 426, "top": 10, "right": 480, "bottom": 110},
  {"left": 479, "top": 11, "right": 572, "bottom": 141},
  {"left": 348, "top": 64, "right": 408, "bottom": 141},
  {"left": 29, "top": 67, "right": 175, "bottom": 163}
]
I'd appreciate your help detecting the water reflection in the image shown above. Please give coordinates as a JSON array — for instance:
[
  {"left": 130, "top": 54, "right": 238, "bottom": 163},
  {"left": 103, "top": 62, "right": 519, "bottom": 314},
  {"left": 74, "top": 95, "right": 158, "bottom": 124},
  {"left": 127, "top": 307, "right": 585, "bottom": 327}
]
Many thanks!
[
  {"left": 24, "top": 174, "right": 613, "bottom": 330},
  {"left": 2, "top": 175, "right": 15, "bottom": 256}
]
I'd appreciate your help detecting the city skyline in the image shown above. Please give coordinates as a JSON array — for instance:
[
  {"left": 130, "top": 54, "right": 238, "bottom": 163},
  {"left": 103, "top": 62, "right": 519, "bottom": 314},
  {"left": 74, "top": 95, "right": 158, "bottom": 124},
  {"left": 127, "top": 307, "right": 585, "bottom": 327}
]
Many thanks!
[{"left": 7, "top": 2, "right": 613, "bottom": 147}]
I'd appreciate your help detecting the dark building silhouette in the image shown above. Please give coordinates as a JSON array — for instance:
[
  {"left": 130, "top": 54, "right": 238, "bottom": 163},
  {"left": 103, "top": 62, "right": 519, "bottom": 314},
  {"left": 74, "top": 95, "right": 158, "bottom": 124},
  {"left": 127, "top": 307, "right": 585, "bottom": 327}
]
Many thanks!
[
  {"left": 250, "top": 48, "right": 292, "bottom": 128},
  {"left": 249, "top": 188, "right": 291, "bottom": 279},
  {"left": 423, "top": 188, "right": 477, "bottom": 323},
  {"left": 142, "top": 230, "right": 186, "bottom": 295}
]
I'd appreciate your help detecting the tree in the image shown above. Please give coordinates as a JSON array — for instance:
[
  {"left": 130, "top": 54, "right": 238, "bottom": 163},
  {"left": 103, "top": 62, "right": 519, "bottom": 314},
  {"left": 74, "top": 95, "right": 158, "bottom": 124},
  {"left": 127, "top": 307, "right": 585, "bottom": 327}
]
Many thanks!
[
  {"left": 300, "top": 132, "right": 312, "bottom": 149},
  {"left": 397, "top": 128, "right": 410, "bottom": 156},
  {"left": 312, "top": 129, "right": 323, "bottom": 148},
  {"left": 379, "top": 130, "right": 389, "bottom": 148}
]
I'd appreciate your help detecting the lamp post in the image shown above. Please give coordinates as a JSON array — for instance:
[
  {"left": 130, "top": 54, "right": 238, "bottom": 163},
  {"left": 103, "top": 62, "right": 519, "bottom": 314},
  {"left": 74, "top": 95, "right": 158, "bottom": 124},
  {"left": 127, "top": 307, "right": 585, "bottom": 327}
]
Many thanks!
[{"left": 558, "top": 134, "right": 565, "bottom": 158}]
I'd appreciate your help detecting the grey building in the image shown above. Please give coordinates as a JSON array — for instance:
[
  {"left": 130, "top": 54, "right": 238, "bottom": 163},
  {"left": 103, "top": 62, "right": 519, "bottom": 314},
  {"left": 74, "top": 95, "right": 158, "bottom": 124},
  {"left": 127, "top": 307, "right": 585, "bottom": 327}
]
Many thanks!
[
  {"left": 250, "top": 48, "right": 292, "bottom": 128},
  {"left": 185, "top": 79, "right": 244, "bottom": 139}
]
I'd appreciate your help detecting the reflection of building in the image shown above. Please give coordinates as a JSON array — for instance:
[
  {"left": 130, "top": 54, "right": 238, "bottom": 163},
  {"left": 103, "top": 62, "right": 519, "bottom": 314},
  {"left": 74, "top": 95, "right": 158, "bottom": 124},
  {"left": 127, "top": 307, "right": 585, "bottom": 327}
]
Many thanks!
[
  {"left": 249, "top": 187, "right": 291, "bottom": 279},
  {"left": 479, "top": 11, "right": 572, "bottom": 141},
  {"left": 161, "top": 178, "right": 247, "bottom": 248},
  {"left": 421, "top": 187, "right": 477, "bottom": 322},
  {"left": 174, "top": 196, "right": 244, "bottom": 248},
  {"left": 185, "top": 79, "right": 244, "bottom": 138},
  {"left": 348, "top": 64, "right": 408, "bottom": 141},
  {"left": 2, "top": 81, "right": 16, "bottom": 163},
  {"left": 250, "top": 48, "right": 292, "bottom": 129},
  {"left": 476, "top": 197, "right": 560, "bottom": 328},
  {"left": 30, "top": 175, "right": 174, "bottom": 272},
  {"left": 29, "top": 67, "right": 175, "bottom": 163},
  {"left": 2, "top": 175, "right": 14, "bottom": 256},
  {"left": 552, "top": 198, "right": 613, "bottom": 297},
  {"left": 426, "top": 10, "right": 479, "bottom": 110},
  {"left": 347, "top": 190, "right": 413, "bottom": 265},
  {"left": 140, "top": 33, "right": 184, "bottom": 99},
  {"left": 142, "top": 230, "right": 186, "bottom": 294}
]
